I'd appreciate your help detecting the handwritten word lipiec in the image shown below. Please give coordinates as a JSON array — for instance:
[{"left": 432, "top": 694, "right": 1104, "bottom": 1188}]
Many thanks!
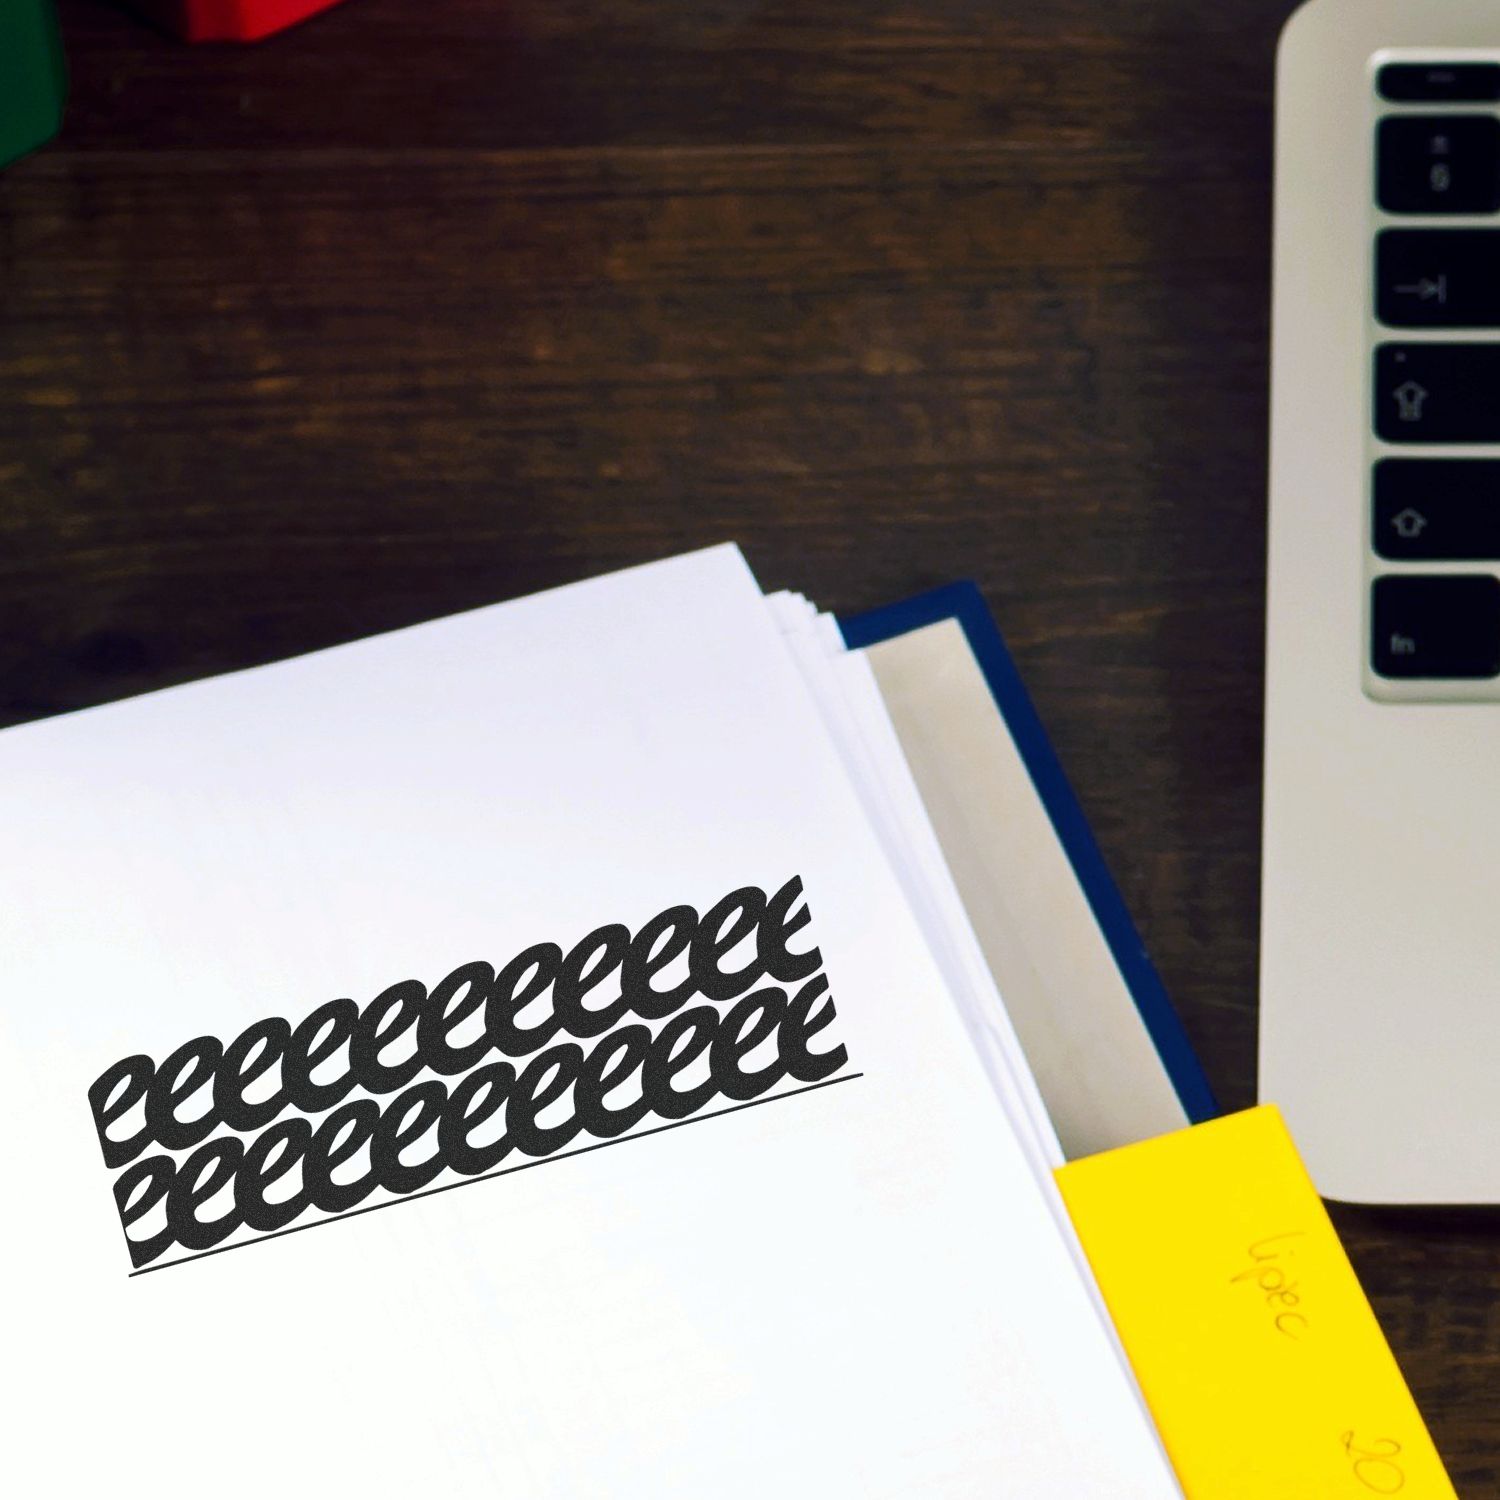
[{"left": 89, "top": 876, "right": 848, "bottom": 1270}]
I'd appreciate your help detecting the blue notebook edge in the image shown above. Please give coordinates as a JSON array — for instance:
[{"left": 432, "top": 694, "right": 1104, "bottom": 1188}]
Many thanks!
[{"left": 839, "top": 581, "right": 1219, "bottom": 1126}]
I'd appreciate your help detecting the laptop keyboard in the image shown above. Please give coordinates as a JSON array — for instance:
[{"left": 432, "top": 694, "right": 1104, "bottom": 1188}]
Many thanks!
[{"left": 1371, "top": 61, "right": 1500, "bottom": 688}]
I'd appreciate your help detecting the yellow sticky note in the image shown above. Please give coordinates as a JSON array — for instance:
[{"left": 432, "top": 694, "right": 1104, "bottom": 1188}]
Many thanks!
[{"left": 1055, "top": 1106, "right": 1455, "bottom": 1499}]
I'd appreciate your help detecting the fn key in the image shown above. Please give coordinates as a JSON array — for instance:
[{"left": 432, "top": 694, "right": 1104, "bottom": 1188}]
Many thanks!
[{"left": 1373, "top": 575, "right": 1500, "bottom": 679}]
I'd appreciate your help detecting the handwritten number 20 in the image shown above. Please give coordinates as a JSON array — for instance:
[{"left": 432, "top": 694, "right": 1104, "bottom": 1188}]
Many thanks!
[{"left": 1340, "top": 1431, "right": 1406, "bottom": 1494}]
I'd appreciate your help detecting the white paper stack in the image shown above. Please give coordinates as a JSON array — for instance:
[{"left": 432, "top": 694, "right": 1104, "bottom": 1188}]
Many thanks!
[{"left": 0, "top": 545, "right": 1180, "bottom": 1498}]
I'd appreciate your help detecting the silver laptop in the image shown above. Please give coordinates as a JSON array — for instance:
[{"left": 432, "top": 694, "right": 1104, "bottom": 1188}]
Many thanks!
[{"left": 1263, "top": 0, "right": 1500, "bottom": 1203}]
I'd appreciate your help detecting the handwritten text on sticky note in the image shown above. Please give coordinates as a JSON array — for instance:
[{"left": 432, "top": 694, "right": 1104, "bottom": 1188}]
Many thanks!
[{"left": 1055, "top": 1106, "right": 1455, "bottom": 1499}]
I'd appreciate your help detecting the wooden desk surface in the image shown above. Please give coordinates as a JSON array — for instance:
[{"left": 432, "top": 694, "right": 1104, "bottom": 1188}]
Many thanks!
[{"left": 4, "top": 0, "right": 1496, "bottom": 1484}]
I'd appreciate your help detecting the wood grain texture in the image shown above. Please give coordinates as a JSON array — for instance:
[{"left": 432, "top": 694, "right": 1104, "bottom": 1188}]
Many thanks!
[{"left": 3, "top": 0, "right": 1495, "bottom": 1485}]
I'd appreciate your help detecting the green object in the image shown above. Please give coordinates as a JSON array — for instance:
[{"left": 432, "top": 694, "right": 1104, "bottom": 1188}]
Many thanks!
[{"left": 1, "top": 0, "right": 66, "bottom": 168}]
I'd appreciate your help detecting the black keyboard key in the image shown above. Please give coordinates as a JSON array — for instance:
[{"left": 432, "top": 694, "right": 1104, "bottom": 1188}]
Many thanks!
[
  {"left": 1378, "top": 63, "right": 1500, "bottom": 104},
  {"left": 1377, "top": 230, "right": 1500, "bottom": 327},
  {"left": 1377, "top": 116, "right": 1500, "bottom": 214},
  {"left": 1374, "top": 344, "right": 1500, "bottom": 442},
  {"left": 1375, "top": 461, "right": 1500, "bottom": 559},
  {"left": 1372, "top": 575, "right": 1500, "bottom": 679}
]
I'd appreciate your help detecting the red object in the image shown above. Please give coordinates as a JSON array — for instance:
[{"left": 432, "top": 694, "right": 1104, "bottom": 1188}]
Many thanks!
[{"left": 130, "top": 0, "right": 349, "bottom": 42}]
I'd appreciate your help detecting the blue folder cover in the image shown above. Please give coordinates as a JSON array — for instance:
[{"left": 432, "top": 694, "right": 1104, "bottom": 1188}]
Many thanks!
[{"left": 839, "top": 582, "right": 1218, "bottom": 1125}]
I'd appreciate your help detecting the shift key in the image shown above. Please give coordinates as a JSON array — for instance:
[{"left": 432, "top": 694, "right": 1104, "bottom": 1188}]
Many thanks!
[{"left": 1376, "top": 344, "right": 1500, "bottom": 442}]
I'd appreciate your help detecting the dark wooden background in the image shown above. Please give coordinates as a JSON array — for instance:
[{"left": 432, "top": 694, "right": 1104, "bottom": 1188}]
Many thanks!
[{"left": 4, "top": 0, "right": 1497, "bottom": 1484}]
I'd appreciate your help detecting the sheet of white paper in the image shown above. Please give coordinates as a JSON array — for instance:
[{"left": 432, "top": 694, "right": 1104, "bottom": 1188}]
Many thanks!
[
  {"left": 0, "top": 546, "right": 1179, "bottom": 1499},
  {"left": 763, "top": 594, "right": 1147, "bottom": 1410},
  {"left": 764, "top": 592, "right": 1064, "bottom": 1179}
]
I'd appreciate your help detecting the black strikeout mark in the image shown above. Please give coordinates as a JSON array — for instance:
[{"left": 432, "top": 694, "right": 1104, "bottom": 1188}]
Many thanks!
[
  {"left": 129, "top": 1071, "right": 865, "bottom": 1278},
  {"left": 93, "top": 878, "right": 853, "bottom": 1270}
]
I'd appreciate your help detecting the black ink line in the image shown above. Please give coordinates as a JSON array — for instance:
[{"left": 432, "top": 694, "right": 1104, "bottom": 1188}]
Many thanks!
[{"left": 129, "top": 1072, "right": 865, "bottom": 1277}]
